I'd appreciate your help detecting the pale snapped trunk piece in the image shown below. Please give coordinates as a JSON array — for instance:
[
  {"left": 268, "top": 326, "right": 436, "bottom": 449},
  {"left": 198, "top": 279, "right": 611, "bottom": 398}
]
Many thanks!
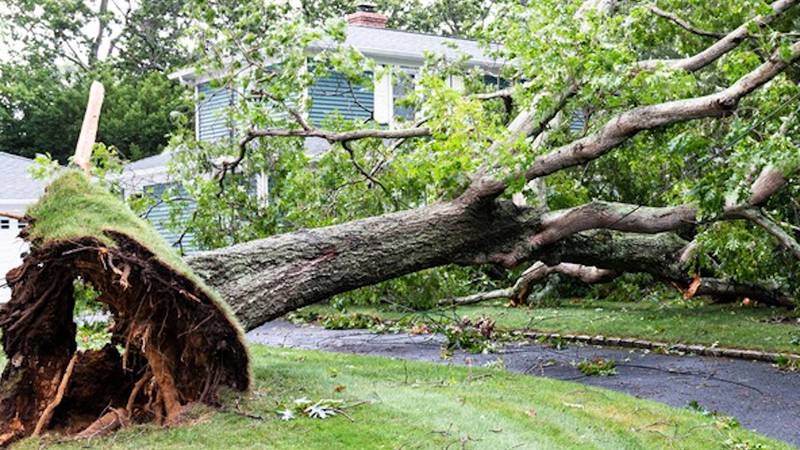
[{"left": 73, "top": 81, "right": 105, "bottom": 175}]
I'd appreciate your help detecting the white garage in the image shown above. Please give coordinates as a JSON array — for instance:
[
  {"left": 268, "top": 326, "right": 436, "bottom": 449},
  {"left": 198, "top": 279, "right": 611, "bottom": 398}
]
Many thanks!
[{"left": 0, "top": 152, "right": 48, "bottom": 303}]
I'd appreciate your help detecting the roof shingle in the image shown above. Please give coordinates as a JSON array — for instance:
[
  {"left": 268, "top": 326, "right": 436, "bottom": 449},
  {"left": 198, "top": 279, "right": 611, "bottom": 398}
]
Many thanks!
[{"left": 0, "top": 152, "right": 49, "bottom": 202}]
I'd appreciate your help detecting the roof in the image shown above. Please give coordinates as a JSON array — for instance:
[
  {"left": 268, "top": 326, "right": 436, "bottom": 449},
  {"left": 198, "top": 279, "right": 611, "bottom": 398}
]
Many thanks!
[
  {"left": 124, "top": 150, "right": 174, "bottom": 171},
  {"left": 117, "top": 151, "right": 175, "bottom": 193},
  {"left": 312, "top": 25, "right": 503, "bottom": 70},
  {"left": 171, "top": 24, "right": 504, "bottom": 83},
  {"left": 0, "top": 152, "right": 49, "bottom": 202},
  {"left": 122, "top": 141, "right": 332, "bottom": 179}
]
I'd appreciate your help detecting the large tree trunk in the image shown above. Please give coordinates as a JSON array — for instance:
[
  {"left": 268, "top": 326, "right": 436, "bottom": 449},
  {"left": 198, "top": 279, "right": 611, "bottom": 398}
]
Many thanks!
[
  {"left": 187, "top": 197, "right": 543, "bottom": 331},
  {"left": 188, "top": 199, "right": 793, "bottom": 333}
]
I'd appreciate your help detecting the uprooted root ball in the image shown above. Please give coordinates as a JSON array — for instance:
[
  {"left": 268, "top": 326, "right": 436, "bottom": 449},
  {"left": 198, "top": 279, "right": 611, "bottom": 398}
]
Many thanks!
[{"left": 0, "top": 232, "right": 250, "bottom": 446}]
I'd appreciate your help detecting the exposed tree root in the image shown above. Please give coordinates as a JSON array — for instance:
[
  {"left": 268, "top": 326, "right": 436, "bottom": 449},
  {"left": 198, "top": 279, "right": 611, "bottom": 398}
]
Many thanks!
[
  {"left": 33, "top": 353, "right": 79, "bottom": 436},
  {"left": 76, "top": 408, "right": 130, "bottom": 440},
  {"left": 0, "top": 232, "right": 250, "bottom": 446}
]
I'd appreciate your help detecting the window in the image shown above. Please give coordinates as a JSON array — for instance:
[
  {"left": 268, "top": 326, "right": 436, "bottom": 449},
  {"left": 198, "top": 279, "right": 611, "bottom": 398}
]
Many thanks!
[
  {"left": 393, "top": 67, "right": 417, "bottom": 121},
  {"left": 308, "top": 72, "right": 374, "bottom": 126},
  {"left": 18, "top": 222, "right": 26, "bottom": 229},
  {"left": 0, "top": 219, "right": 9, "bottom": 230}
]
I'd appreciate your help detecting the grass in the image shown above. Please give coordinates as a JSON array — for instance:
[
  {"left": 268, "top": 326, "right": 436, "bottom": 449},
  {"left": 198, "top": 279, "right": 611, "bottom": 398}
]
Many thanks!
[
  {"left": 301, "top": 298, "right": 800, "bottom": 354},
  {"left": 26, "top": 170, "right": 186, "bottom": 270},
  {"left": 13, "top": 345, "right": 790, "bottom": 450}
]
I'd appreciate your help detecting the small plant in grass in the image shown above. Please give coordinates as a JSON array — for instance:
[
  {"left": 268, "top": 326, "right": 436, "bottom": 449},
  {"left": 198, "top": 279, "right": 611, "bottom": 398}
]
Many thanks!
[
  {"left": 716, "top": 416, "right": 741, "bottom": 430},
  {"left": 687, "top": 399, "right": 718, "bottom": 416},
  {"left": 576, "top": 358, "right": 617, "bottom": 376},
  {"left": 790, "top": 334, "right": 800, "bottom": 346},
  {"left": 723, "top": 436, "right": 766, "bottom": 450},
  {"left": 483, "top": 358, "right": 506, "bottom": 370}
]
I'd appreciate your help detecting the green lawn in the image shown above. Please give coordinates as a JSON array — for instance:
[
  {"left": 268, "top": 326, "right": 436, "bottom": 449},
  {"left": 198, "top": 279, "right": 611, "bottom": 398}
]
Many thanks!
[
  {"left": 14, "top": 345, "right": 790, "bottom": 449},
  {"left": 303, "top": 298, "right": 800, "bottom": 354}
]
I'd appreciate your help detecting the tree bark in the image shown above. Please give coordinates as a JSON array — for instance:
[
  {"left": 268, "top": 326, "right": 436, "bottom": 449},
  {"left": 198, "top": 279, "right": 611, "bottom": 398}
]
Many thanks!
[
  {"left": 188, "top": 198, "right": 793, "bottom": 333},
  {"left": 187, "top": 198, "right": 546, "bottom": 331}
]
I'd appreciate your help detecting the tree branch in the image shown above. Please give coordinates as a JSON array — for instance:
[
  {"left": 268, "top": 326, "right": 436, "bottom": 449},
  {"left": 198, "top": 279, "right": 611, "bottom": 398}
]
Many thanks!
[
  {"left": 217, "top": 125, "right": 431, "bottom": 195},
  {"left": 734, "top": 208, "right": 800, "bottom": 259},
  {"left": 341, "top": 141, "right": 405, "bottom": 208},
  {"left": 489, "top": 81, "right": 579, "bottom": 156},
  {"left": 243, "top": 126, "right": 431, "bottom": 143},
  {"left": 748, "top": 165, "right": 787, "bottom": 206},
  {"left": 540, "top": 231, "right": 793, "bottom": 307},
  {"left": 636, "top": 0, "right": 797, "bottom": 72},
  {"left": 647, "top": 5, "right": 726, "bottom": 39},
  {"left": 472, "top": 80, "right": 535, "bottom": 100},
  {"left": 532, "top": 201, "right": 698, "bottom": 248},
  {"left": 523, "top": 41, "right": 800, "bottom": 184},
  {"left": 441, "top": 261, "right": 615, "bottom": 306},
  {"left": 529, "top": 156, "right": 799, "bottom": 257}
]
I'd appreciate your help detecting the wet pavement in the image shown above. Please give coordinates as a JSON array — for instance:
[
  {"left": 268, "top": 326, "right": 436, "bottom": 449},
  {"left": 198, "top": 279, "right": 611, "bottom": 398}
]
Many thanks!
[{"left": 248, "top": 320, "right": 800, "bottom": 447}]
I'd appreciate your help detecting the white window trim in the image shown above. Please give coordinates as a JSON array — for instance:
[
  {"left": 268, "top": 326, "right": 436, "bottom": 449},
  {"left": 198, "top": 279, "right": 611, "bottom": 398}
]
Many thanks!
[
  {"left": 373, "top": 66, "right": 393, "bottom": 125},
  {"left": 448, "top": 74, "right": 464, "bottom": 92},
  {"left": 256, "top": 171, "right": 270, "bottom": 207}
]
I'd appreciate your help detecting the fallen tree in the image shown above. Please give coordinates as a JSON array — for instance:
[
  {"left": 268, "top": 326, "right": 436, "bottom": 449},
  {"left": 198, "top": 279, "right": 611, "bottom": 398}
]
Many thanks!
[
  {"left": 186, "top": 2, "right": 800, "bottom": 327},
  {"left": 2, "top": 0, "right": 800, "bottom": 445}
]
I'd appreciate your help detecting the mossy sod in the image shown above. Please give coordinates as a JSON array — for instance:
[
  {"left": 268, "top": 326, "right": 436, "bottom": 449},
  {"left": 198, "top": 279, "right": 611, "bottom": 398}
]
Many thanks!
[{"left": 0, "top": 171, "right": 250, "bottom": 445}]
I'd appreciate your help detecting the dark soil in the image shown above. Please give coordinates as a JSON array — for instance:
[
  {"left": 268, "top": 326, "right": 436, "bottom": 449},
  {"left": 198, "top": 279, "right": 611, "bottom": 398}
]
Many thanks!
[
  {"left": 249, "top": 320, "right": 800, "bottom": 447},
  {"left": 0, "top": 234, "right": 249, "bottom": 445}
]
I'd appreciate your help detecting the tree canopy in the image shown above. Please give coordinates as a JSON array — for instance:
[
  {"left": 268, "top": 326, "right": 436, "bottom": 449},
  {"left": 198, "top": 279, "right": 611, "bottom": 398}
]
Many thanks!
[
  {"left": 0, "top": 0, "right": 192, "bottom": 162},
  {"left": 170, "top": 0, "right": 800, "bottom": 307}
]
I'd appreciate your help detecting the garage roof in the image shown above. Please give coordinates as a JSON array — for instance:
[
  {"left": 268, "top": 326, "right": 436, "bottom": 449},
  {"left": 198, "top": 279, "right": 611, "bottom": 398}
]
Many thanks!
[{"left": 0, "top": 152, "right": 49, "bottom": 202}]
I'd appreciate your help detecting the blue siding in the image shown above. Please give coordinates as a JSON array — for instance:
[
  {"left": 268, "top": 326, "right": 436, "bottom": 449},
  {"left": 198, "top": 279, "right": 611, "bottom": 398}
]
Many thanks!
[
  {"left": 570, "top": 110, "right": 587, "bottom": 134},
  {"left": 309, "top": 73, "right": 373, "bottom": 126},
  {"left": 143, "top": 183, "right": 197, "bottom": 253},
  {"left": 197, "top": 82, "right": 237, "bottom": 143}
]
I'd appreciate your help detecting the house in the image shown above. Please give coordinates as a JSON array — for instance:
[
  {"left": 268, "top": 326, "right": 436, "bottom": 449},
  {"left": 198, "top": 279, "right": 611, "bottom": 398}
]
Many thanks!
[
  {"left": 120, "top": 4, "right": 504, "bottom": 250},
  {"left": 0, "top": 152, "right": 49, "bottom": 302}
]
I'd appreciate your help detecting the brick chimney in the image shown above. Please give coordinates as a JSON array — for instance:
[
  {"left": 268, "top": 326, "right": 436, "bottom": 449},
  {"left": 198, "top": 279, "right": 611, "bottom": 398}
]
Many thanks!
[{"left": 346, "top": 2, "right": 388, "bottom": 28}]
